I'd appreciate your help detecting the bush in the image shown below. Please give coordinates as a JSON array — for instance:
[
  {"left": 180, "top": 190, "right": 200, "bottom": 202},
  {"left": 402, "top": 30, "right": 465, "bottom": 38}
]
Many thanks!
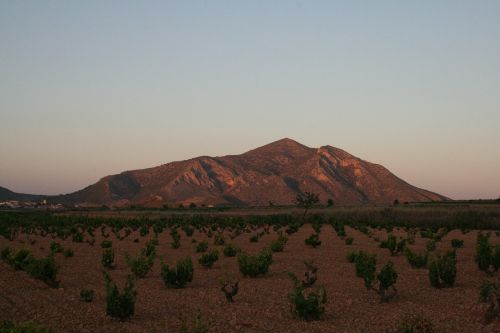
[
  {"left": 304, "top": 234, "right": 321, "bottom": 248},
  {"left": 104, "top": 272, "right": 136, "bottom": 320},
  {"left": 50, "top": 241, "right": 63, "bottom": 254},
  {"left": 101, "top": 240, "right": 112, "bottom": 248},
  {"left": 451, "top": 239, "right": 464, "bottom": 249},
  {"left": 199, "top": 249, "right": 219, "bottom": 269},
  {"left": 26, "top": 254, "right": 59, "bottom": 288},
  {"left": 270, "top": 233, "right": 288, "bottom": 252},
  {"left": 63, "top": 249, "right": 74, "bottom": 258},
  {"left": 380, "top": 234, "right": 405, "bottom": 256},
  {"left": 346, "top": 250, "right": 361, "bottom": 263},
  {"left": 101, "top": 248, "right": 115, "bottom": 268},
  {"left": 196, "top": 241, "right": 208, "bottom": 253},
  {"left": 141, "top": 239, "right": 157, "bottom": 257},
  {"left": 350, "top": 251, "right": 398, "bottom": 301},
  {"left": 376, "top": 262, "right": 398, "bottom": 302},
  {"left": 287, "top": 276, "right": 327, "bottom": 321},
  {"left": 161, "top": 257, "right": 194, "bottom": 288},
  {"left": 353, "top": 251, "right": 377, "bottom": 288},
  {"left": 426, "top": 240, "right": 436, "bottom": 252},
  {"left": 171, "top": 230, "right": 181, "bottom": 249},
  {"left": 80, "top": 288, "right": 95, "bottom": 302},
  {"left": 126, "top": 253, "right": 154, "bottom": 278},
  {"left": 475, "top": 232, "right": 500, "bottom": 274},
  {"left": 428, "top": 251, "right": 456, "bottom": 288},
  {"left": 479, "top": 282, "right": 500, "bottom": 322},
  {"left": 345, "top": 237, "right": 354, "bottom": 245},
  {"left": 404, "top": 247, "right": 428, "bottom": 268},
  {"left": 214, "top": 234, "right": 225, "bottom": 246},
  {"left": 223, "top": 243, "right": 239, "bottom": 257},
  {"left": 182, "top": 225, "right": 195, "bottom": 237},
  {"left": 397, "top": 314, "right": 435, "bottom": 333},
  {"left": 249, "top": 234, "right": 259, "bottom": 243},
  {"left": 238, "top": 249, "right": 273, "bottom": 277},
  {"left": 0, "top": 320, "right": 50, "bottom": 333},
  {"left": 179, "top": 312, "right": 209, "bottom": 333},
  {"left": 1, "top": 248, "right": 59, "bottom": 287}
]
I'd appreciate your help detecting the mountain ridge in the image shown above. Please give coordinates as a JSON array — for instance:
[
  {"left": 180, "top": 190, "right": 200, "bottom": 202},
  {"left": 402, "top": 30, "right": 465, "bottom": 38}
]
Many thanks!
[
  {"left": 60, "top": 138, "right": 448, "bottom": 206},
  {"left": 1, "top": 139, "right": 448, "bottom": 206}
]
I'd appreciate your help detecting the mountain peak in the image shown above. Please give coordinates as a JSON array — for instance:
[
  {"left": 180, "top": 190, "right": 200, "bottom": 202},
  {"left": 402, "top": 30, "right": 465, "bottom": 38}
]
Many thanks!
[{"left": 245, "top": 138, "right": 311, "bottom": 156}]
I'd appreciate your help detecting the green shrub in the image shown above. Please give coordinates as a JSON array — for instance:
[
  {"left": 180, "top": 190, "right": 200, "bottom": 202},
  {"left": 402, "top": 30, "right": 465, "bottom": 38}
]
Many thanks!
[
  {"left": 286, "top": 223, "right": 300, "bottom": 235},
  {"left": 350, "top": 251, "right": 398, "bottom": 301},
  {"left": 223, "top": 243, "right": 239, "bottom": 257},
  {"left": 346, "top": 250, "right": 361, "bottom": 263},
  {"left": 345, "top": 237, "right": 354, "bottom": 245},
  {"left": 141, "top": 239, "right": 157, "bottom": 257},
  {"left": 101, "top": 248, "right": 115, "bottom": 268},
  {"left": 406, "top": 229, "right": 417, "bottom": 245},
  {"left": 63, "top": 249, "right": 74, "bottom": 258},
  {"left": 304, "top": 234, "right": 321, "bottom": 248},
  {"left": 397, "top": 314, "right": 435, "bottom": 333},
  {"left": 196, "top": 241, "right": 208, "bottom": 253},
  {"left": 182, "top": 225, "right": 195, "bottom": 237},
  {"left": 104, "top": 272, "right": 136, "bottom": 320},
  {"left": 50, "top": 241, "right": 63, "bottom": 254},
  {"left": 451, "top": 239, "right": 464, "bottom": 249},
  {"left": 426, "top": 240, "right": 436, "bottom": 252},
  {"left": 404, "top": 247, "right": 428, "bottom": 268},
  {"left": 476, "top": 233, "right": 494, "bottom": 273},
  {"left": 479, "top": 282, "right": 500, "bottom": 322},
  {"left": 171, "top": 230, "right": 181, "bottom": 249},
  {"left": 26, "top": 254, "right": 59, "bottom": 288},
  {"left": 80, "top": 288, "right": 95, "bottom": 302},
  {"left": 214, "top": 234, "right": 225, "bottom": 246},
  {"left": 380, "top": 234, "right": 405, "bottom": 256},
  {"left": 428, "top": 251, "right": 456, "bottom": 288},
  {"left": 199, "top": 249, "right": 219, "bottom": 269},
  {"left": 249, "top": 234, "right": 259, "bottom": 243},
  {"left": 179, "top": 312, "right": 209, "bottom": 333},
  {"left": 161, "top": 257, "right": 194, "bottom": 288},
  {"left": 126, "top": 253, "right": 154, "bottom": 278},
  {"left": 287, "top": 276, "right": 327, "bottom": 321},
  {"left": 270, "top": 233, "right": 288, "bottom": 252},
  {"left": 376, "top": 262, "right": 398, "bottom": 302},
  {"left": 353, "top": 251, "right": 377, "bottom": 288},
  {"left": 100, "top": 240, "right": 112, "bottom": 248},
  {"left": 1, "top": 248, "right": 59, "bottom": 287},
  {"left": 237, "top": 249, "right": 273, "bottom": 277},
  {"left": 0, "top": 320, "right": 50, "bottom": 333}
]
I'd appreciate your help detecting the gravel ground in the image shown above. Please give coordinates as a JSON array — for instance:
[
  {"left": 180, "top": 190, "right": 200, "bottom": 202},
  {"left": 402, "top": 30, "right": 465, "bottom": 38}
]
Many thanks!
[{"left": 1, "top": 225, "right": 500, "bottom": 332}]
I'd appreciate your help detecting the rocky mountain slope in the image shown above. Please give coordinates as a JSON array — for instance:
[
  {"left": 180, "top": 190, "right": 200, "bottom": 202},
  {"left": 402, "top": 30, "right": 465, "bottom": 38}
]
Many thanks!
[{"left": 58, "top": 138, "right": 447, "bottom": 207}]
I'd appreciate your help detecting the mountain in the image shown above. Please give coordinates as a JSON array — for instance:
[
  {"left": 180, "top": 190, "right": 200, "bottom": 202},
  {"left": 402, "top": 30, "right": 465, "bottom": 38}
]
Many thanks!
[
  {"left": 0, "top": 186, "right": 46, "bottom": 202},
  {"left": 58, "top": 138, "right": 447, "bottom": 207}
]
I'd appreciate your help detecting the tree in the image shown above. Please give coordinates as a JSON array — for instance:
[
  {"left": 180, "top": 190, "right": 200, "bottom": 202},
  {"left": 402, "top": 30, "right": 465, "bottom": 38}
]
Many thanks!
[
  {"left": 296, "top": 192, "right": 320, "bottom": 218},
  {"left": 327, "top": 198, "right": 334, "bottom": 207}
]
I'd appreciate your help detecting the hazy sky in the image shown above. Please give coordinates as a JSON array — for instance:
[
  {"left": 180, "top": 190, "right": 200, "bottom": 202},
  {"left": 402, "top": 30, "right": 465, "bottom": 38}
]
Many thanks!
[{"left": 1, "top": 1, "right": 499, "bottom": 199}]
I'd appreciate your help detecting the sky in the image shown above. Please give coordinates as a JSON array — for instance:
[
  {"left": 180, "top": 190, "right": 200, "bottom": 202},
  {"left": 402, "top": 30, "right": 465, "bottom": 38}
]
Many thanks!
[{"left": 1, "top": 1, "right": 499, "bottom": 200}]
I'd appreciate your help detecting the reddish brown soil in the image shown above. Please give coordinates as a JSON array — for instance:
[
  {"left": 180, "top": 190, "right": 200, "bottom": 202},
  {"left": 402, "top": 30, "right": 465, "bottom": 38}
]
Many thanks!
[{"left": 1, "top": 225, "right": 499, "bottom": 332}]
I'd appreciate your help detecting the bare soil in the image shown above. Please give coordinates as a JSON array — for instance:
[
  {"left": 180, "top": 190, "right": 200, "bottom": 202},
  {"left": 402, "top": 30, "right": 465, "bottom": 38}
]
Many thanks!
[{"left": 1, "top": 225, "right": 499, "bottom": 332}]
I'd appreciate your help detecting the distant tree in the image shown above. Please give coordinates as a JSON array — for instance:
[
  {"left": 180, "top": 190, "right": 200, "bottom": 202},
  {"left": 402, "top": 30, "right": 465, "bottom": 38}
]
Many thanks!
[
  {"left": 178, "top": 203, "right": 184, "bottom": 209},
  {"left": 296, "top": 192, "right": 320, "bottom": 218},
  {"left": 393, "top": 199, "right": 400, "bottom": 205},
  {"left": 327, "top": 199, "right": 334, "bottom": 207},
  {"left": 189, "top": 203, "right": 197, "bottom": 209}
]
